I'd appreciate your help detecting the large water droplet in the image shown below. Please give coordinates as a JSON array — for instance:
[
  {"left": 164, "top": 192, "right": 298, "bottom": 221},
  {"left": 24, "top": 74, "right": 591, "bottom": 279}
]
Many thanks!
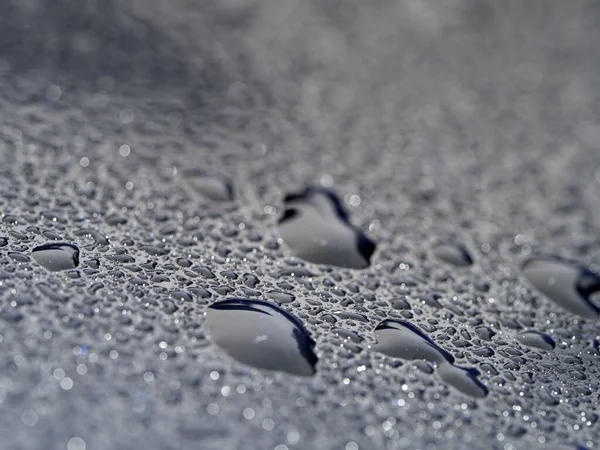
[
  {"left": 432, "top": 243, "right": 473, "bottom": 267},
  {"left": 517, "top": 331, "right": 555, "bottom": 351},
  {"left": 32, "top": 243, "right": 80, "bottom": 271},
  {"left": 522, "top": 257, "right": 600, "bottom": 318},
  {"left": 372, "top": 319, "right": 488, "bottom": 398},
  {"left": 205, "top": 299, "right": 317, "bottom": 376},
  {"left": 278, "top": 187, "right": 375, "bottom": 269}
]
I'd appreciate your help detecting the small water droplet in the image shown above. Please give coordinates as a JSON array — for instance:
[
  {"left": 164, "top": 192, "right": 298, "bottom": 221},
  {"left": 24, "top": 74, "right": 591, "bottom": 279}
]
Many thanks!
[
  {"left": 373, "top": 319, "right": 488, "bottom": 398},
  {"left": 522, "top": 257, "right": 600, "bottom": 317},
  {"left": 9, "top": 252, "right": 30, "bottom": 263},
  {"left": 516, "top": 331, "right": 555, "bottom": 351},
  {"left": 432, "top": 243, "right": 473, "bottom": 267},
  {"left": 32, "top": 243, "right": 80, "bottom": 271},
  {"left": 266, "top": 291, "right": 296, "bottom": 304},
  {"left": 278, "top": 187, "right": 375, "bottom": 269},
  {"left": 205, "top": 299, "right": 317, "bottom": 376}
]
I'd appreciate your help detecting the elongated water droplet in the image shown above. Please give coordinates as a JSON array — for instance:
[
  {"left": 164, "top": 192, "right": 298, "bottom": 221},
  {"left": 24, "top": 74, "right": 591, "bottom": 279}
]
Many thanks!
[
  {"left": 181, "top": 168, "right": 233, "bottom": 201},
  {"left": 278, "top": 187, "right": 375, "bottom": 269},
  {"left": 266, "top": 291, "right": 296, "bottom": 304},
  {"left": 373, "top": 319, "right": 488, "bottom": 398},
  {"left": 522, "top": 257, "right": 600, "bottom": 318},
  {"left": 517, "top": 331, "right": 555, "bottom": 351},
  {"left": 432, "top": 243, "right": 473, "bottom": 267},
  {"left": 205, "top": 299, "right": 317, "bottom": 376},
  {"left": 32, "top": 243, "right": 79, "bottom": 271}
]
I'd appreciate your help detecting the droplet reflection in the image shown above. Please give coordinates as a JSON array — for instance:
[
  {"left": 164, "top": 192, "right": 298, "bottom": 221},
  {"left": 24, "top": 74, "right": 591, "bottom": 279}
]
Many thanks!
[
  {"left": 205, "top": 299, "right": 317, "bottom": 376},
  {"left": 373, "top": 319, "right": 488, "bottom": 398}
]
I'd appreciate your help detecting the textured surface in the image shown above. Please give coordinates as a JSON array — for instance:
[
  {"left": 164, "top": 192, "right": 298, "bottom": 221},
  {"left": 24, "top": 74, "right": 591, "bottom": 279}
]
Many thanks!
[{"left": 1, "top": 1, "right": 600, "bottom": 449}]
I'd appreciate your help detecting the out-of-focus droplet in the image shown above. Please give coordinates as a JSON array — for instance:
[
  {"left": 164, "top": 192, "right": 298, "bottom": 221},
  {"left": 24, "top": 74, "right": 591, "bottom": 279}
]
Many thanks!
[
  {"left": 432, "top": 243, "right": 473, "bottom": 267},
  {"left": 522, "top": 257, "right": 600, "bottom": 318},
  {"left": 514, "top": 62, "right": 543, "bottom": 91},
  {"left": 181, "top": 168, "right": 234, "bottom": 202}
]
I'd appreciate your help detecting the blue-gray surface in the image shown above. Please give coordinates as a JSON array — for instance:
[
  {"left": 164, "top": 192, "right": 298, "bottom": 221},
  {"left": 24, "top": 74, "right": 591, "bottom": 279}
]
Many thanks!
[{"left": 1, "top": 1, "right": 600, "bottom": 449}]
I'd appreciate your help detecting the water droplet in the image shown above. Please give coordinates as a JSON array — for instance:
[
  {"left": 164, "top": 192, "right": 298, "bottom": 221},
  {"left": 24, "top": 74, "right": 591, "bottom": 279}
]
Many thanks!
[
  {"left": 266, "top": 291, "right": 296, "bottom": 304},
  {"left": 74, "top": 229, "right": 109, "bottom": 246},
  {"left": 105, "top": 213, "right": 127, "bottom": 226},
  {"left": 474, "top": 326, "right": 496, "bottom": 341},
  {"left": 9, "top": 252, "right": 30, "bottom": 263},
  {"left": 522, "top": 257, "right": 600, "bottom": 317},
  {"left": 32, "top": 243, "right": 79, "bottom": 271},
  {"left": 516, "top": 331, "right": 555, "bottom": 351},
  {"left": 181, "top": 169, "right": 234, "bottom": 201},
  {"left": 432, "top": 243, "right": 473, "bottom": 267},
  {"left": 373, "top": 319, "right": 488, "bottom": 398},
  {"left": 278, "top": 187, "right": 375, "bottom": 269},
  {"left": 205, "top": 299, "right": 317, "bottom": 376}
]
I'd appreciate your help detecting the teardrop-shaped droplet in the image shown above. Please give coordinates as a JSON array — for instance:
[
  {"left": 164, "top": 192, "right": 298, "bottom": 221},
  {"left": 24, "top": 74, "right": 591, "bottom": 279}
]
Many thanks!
[
  {"left": 278, "top": 187, "right": 375, "bottom": 269},
  {"left": 517, "top": 331, "right": 555, "bottom": 351},
  {"left": 373, "top": 320, "right": 454, "bottom": 362},
  {"left": 522, "top": 257, "right": 600, "bottom": 318},
  {"left": 432, "top": 243, "right": 473, "bottom": 267},
  {"left": 181, "top": 169, "right": 234, "bottom": 202},
  {"left": 32, "top": 243, "right": 79, "bottom": 271},
  {"left": 205, "top": 299, "right": 317, "bottom": 376},
  {"left": 373, "top": 319, "right": 488, "bottom": 398},
  {"left": 436, "top": 363, "right": 488, "bottom": 398},
  {"left": 266, "top": 291, "right": 296, "bottom": 304}
]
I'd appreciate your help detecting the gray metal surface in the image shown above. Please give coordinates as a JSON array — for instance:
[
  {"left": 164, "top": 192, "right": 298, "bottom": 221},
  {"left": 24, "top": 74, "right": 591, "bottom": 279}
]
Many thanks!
[{"left": 0, "top": 1, "right": 599, "bottom": 449}]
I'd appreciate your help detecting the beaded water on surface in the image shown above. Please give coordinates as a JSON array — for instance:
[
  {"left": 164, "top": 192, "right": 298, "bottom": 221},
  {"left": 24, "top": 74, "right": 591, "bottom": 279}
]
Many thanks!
[{"left": 0, "top": 1, "right": 598, "bottom": 450}]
